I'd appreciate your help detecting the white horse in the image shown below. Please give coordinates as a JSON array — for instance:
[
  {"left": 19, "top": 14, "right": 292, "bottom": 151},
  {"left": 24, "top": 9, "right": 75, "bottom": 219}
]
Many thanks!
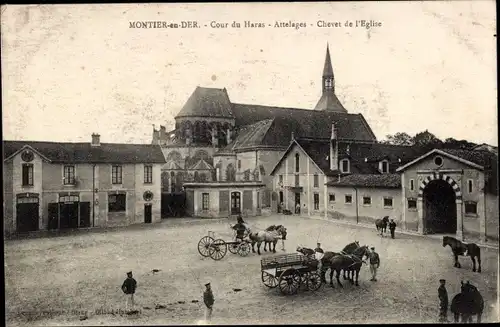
[{"left": 248, "top": 225, "right": 287, "bottom": 255}]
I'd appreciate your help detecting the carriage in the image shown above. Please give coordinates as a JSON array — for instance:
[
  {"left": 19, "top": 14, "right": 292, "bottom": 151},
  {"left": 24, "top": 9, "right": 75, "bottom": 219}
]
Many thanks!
[
  {"left": 260, "top": 253, "right": 323, "bottom": 295},
  {"left": 197, "top": 230, "right": 252, "bottom": 260}
]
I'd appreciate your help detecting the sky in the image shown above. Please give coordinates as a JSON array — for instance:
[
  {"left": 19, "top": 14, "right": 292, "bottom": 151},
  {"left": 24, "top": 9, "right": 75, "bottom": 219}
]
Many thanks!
[{"left": 1, "top": 2, "right": 497, "bottom": 145}]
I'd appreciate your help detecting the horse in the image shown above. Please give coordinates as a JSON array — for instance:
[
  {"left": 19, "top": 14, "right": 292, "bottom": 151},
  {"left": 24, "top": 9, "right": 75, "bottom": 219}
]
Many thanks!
[
  {"left": 321, "top": 245, "right": 370, "bottom": 287},
  {"left": 265, "top": 225, "right": 285, "bottom": 251},
  {"left": 450, "top": 280, "right": 484, "bottom": 323},
  {"left": 316, "top": 241, "right": 361, "bottom": 284},
  {"left": 375, "top": 216, "right": 389, "bottom": 236},
  {"left": 249, "top": 225, "right": 287, "bottom": 255},
  {"left": 296, "top": 246, "right": 315, "bottom": 257},
  {"left": 442, "top": 236, "right": 482, "bottom": 273}
]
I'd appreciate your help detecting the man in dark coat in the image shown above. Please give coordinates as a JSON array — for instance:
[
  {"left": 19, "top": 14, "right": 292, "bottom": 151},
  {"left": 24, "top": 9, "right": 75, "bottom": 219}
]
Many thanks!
[
  {"left": 314, "top": 243, "right": 325, "bottom": 271},
  {"left": 389, "top": 219, "right": 397, "bottom": 239},
  {"left": 368, "top": 247, "right": 380, "bottom": 281},
  {"left": 438, "top": 279, "right": 449, "bottom": 322},
  {"left": 121, "top": 271, "right": 137, "bottom": 310},
  {"left": 203, "top": 282, "right": 215, "bottom": 321}
]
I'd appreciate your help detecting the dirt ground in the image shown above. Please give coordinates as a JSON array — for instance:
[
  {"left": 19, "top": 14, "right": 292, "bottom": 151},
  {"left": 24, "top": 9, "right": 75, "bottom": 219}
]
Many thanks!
[{"left": 5, "top": 214, "right": 499, "bottom": 325}]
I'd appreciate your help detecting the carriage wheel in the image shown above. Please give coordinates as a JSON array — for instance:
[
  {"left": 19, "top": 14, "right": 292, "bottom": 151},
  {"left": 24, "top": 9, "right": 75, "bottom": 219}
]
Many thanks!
[
  {"left": 209, "top": 239, "right": 227, "bottom": 261},
  {"left": 306, "top": 271, "right": 323, "bottom": 292},
  {"left": 197, "top": 236, "right": 215, "bottom": 257},
  {"left": 228, "top": 242, "right": 239, "bottom": 254},
  {"left": 278, "top": 268, "right": 301, "bottom": 295},
  {"left": 237, "top": 242, "right": 251, "bottom": 257},
  {"left": 262, "top": 271, "right": 278, "bottom": 288}
]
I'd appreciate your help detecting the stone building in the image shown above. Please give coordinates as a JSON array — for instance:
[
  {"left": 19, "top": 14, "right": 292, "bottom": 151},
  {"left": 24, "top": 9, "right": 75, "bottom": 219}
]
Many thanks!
[
  {"left": 3, "top": 134, "right": 165, "bottom": 235},
  {"left": 152, "top": 44, "right": 377, "bottom": 212}
]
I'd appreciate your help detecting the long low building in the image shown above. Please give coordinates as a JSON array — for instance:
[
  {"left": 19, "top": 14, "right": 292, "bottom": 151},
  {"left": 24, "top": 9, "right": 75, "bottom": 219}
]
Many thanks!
[
  {"left": 270, "top": 127, "right": 499, "bottom": 242},
  {"left": 3, "top": 134, "right": 165, "bottom": 235}
]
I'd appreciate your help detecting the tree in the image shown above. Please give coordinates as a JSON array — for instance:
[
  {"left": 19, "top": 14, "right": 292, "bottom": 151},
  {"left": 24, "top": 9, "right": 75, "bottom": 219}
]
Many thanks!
[
  {"left": 381, "top": 132, "right": 414, "bottom": 145},
  {"left": 443, "top": 138, "right": 477, "bottom": 150}
]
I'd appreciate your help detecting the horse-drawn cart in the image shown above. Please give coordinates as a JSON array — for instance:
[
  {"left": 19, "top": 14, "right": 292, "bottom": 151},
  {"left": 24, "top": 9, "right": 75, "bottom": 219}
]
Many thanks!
[
  {"left": 260, "top": 253, "right": 323, "bottom": 295},
  {"left": 197, "top": 230, "right": 251, "bottom": 260}
]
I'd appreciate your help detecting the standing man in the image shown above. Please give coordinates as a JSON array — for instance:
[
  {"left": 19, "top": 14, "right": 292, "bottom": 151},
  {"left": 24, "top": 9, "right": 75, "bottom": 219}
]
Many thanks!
[
  {"left": 314, "top": 242, "right": 325, "bottom": 272},
  {"left": 438, "top": 279, "right": 449, "bottom": 322},
  {"left": 368, "top": 247, "right": 380, "bottom": 282},
  {"left": 389, "top": 219, "right": 397, "bottom": 239},
  {"left": 121, "top": 271, "right": 137, "bottom": 311},
  {"left": 203, "top": 282, "right": 215, "bottom": 321},
  {"left": 295, "top": 202, "right": 301, "bottom": 214}
]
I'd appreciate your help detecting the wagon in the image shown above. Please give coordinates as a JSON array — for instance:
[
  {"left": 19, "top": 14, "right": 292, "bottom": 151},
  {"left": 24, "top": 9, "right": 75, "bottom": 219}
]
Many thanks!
[
  {"left": 260, "top": 253, "right": 323, "bottom": 295},
  {"left": 197, "top": 230, "right": 252, "bottom": 260}
]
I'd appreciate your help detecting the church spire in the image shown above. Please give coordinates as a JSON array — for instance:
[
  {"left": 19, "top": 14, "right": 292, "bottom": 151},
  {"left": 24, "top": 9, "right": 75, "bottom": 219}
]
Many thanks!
[{"left": 323, "top": 43, "right": 334, "bottom": 78}]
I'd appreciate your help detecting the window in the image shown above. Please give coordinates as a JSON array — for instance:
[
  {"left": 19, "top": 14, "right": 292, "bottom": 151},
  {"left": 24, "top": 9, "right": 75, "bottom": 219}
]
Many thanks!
[
  {"left": 22, "top": 164, "right": 34, "bottom": 186},
  {"left": 279, "top": 175, "right": 283, "bottom": 185},
  {"left": 465, "top": 202, "right": 477, "bottom": 215},
  {"left": 329, "top": 194, "right": 336, "bottom": 202},
  {"left": 380, "top": 161, "right": 389, "bottom": 173},
  {"left": 112, "top": 165, "right": 123, "bottom": 184},
  {"left": 108, "top": 194, "right": 126, "bottom": 212},
  {"left": 363, "top": 196, "right": 371, "bottom": 205},
  {"left": 257, "top": 192, "right": 260, "bottom": 209},
  {"left": 238, "top": 160, "right": 241, "bottom": 170},
  {"left": 314, "top": 193, "right": 319, "bottom": 210},
  {"left": 434, "top": 156, "right": 443, "bottom": 166},
  {"left": 407, "top": 198, "right": 417, "bottom": 210},
  {"left": 202, "top": 193, "right": 210, "bottom": 210},
  {"left": 170, "top": 171, "right": 176, "bottom": 191},
  {"left": 467, "top": 179, "right": 473, "bottom": 193},
  {"left": 60, "top": 195, "right": 79, "bottom": 203},
  {"left": 295, "top": 153, "right": 300, "bottom": 173},
  {"left": 384, "top": 197, "right": 393, "bottom": 208},
  {"left": 325, "top": 78, "right": 333, "bottom": 88},
  {"left": 409, "top": 179, "right": 415, "bottom": 191},
  {"left": 345, "top": 195, "right": 352, "bottom": 204},
  {"left": 63, "top": 165, "right": 75, "bottom": 185},
  {"left": 313, "top": 173, "right": 319, "bottom": 188},
  {"left": 295, "top": 174, "right": 299, "bottom": 186},
  {"left": 341, "top": 159, "right": 350, "bottom": 173},
  {"left": 144, "top": 165, "right": 153, "bottom": 184}
]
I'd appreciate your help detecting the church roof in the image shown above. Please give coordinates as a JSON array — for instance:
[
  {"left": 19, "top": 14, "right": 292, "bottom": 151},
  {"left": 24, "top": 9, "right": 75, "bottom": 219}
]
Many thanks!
[
  {"left": 190, "top": 158, "right": 214, "bottom": 170},
  {"left": 3, "top": 141, "right": 166, "bottom": 164},
  {"left": 323, "top": 44, "right": 334, "bottom": 77},
  {"left": 313, "top": 92, "right": 348, "bottom": 112},
  {"left": 326, "top": 174, "right": 401, "bottom": 188},
  {"left": 162, "top": 160, "right": 183, "bottom": 170},
  {"left": 175, "top": 87, "right": 233, "bottom": 118},
  {"left": 231, "top": 103, "right": 376, "bottom": 141}
]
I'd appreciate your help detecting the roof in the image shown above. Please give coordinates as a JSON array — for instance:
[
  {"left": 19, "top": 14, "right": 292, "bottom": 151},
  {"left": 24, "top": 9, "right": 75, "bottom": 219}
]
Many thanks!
[
  {"left": 313, "top": 92, "right": 348, "bottom": 112},
  {"left": 175, "top": 87, "right": 234, "bottom": 118},
  {"left": 231, "top": 103, "right": 376, "bottom": 141},
  {"left": 162, "top": 160, "right": 183, "bottom": 170},
  {"left": 326, "top": 174, "right": 401, "bottom": 188},
  {"left": 3, "top": 141, "right": 166, "bottom": 164},
  {"left": 323, "top": 44, "right": 334, "bottom": 77},
  {"left": 190, "top": 159, "right": 214, "bottom": 170}
]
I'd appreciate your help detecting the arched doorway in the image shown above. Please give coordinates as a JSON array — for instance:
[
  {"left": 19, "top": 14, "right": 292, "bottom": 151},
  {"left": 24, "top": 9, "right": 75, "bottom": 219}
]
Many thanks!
[{"left": 423, "top": 180, "right": 457, "bottom": 234}]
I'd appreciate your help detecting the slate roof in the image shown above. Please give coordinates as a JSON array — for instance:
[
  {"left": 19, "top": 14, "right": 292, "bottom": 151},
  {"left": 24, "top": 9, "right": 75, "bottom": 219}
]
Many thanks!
[
  {"left": 440, "top": 149, "right": 497, "bottom": 168},
  {"left": 163, "top": 160, "right": 183, "bottom": 170},
  {"left": 326, "top": 174, "right": 401, "bottom": 188},
  {"left": 175, "top": 87, "right": 233, "bottom": 118},
  {"left": 313, "top": 92, "right": 348, "bottom": 112},
  {"left": 190, "top": 159, "right": 214, "bottom": 170},
  {"left": 3, "top": 141, "right": 166, "bottom": 164},
  {"left": 231, "top": 103, "right": 376, "bottom": 141}
]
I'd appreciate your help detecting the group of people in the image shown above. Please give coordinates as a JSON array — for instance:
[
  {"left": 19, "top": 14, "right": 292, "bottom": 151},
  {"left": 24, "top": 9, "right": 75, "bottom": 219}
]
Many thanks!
[{"left": 311, "top": 242, "right": 381, "bottom": 282}]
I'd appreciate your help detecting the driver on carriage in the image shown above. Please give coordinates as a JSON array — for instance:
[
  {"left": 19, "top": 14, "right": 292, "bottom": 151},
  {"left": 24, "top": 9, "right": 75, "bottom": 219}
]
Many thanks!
[{"left": 232, "top": 214, "right": 247, "bottom": 242}]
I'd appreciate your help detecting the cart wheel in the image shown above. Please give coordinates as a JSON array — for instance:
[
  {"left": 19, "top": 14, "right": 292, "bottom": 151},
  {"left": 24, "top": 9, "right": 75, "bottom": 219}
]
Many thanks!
[
  {"left": 278, "top": 268, "right": 301, "bottom": 295},
  {"left": 306, "top": 271, "right": 323, "bottom": 292},
  {"left": 228, "top": 242, "right": 239, "bottom": 254},
  {"left": 197, "top": 236, "right": 215, "bottom": 257},
  {"left": 209, "top": 239, "right": 227, "bottom": 261},
  {"left": 237, "top": 242, "right": 251, "bottom": 257},
  {"left": 262, "top": 271, "right": 278, "bottom": 288}
]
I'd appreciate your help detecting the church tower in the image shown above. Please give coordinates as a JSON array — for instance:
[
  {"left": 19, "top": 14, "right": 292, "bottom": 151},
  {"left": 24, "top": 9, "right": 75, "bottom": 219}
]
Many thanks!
[{"left": 314, "top": 43, "right": 348, "bottom": 113}]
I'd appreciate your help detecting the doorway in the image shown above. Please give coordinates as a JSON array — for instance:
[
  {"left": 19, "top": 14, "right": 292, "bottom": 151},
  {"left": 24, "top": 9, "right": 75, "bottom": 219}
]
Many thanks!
[
  {"left": 16, "top": 196, "right": 39, "bottom": 232},
  {"left": 423, "top": 180, "right": 457, "bottom": 234},
  {"left": 59, "top": 202, "right": 79, "bottom": 229},
  {"left": 144, "top": 204, "right": 152, "bottom": 223},
  {"left": 231, "top": 192, "right": 241, "bottom": 215},
  {"left": 295, "top": 192, "right": 301, "bottom": 214}
]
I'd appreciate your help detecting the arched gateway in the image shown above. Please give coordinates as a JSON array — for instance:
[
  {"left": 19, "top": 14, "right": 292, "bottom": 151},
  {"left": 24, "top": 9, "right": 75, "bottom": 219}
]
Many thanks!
[{"left": 418, "top": 172, "right": 462, "bottom": 235}]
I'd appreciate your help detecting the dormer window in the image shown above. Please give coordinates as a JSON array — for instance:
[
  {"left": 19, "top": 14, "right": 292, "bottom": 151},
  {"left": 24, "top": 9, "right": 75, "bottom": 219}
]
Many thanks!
[
  {"left": 340, "top": 159, "right": 350, "bottom": 173},
  {"left": 380, "top": 160, "right": 389, "bottom": 174}
]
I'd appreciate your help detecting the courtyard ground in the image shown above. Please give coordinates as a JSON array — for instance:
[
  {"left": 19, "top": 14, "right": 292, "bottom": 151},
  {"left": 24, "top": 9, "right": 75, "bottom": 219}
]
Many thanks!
[{"left": 5, "top": 214, "right": 499, "bottom": 325}]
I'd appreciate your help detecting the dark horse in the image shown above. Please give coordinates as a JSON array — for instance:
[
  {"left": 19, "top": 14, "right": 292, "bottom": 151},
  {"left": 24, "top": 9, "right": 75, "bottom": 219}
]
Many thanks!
[
  {"left": 375, "top": 216, "right": 389, "bottom": 236},
  {"left": 443, "top": 236, "right": 482, "bottom": 273},
  {"left": 450, "top": 281, "right": 484, "bottom": 323},
  {"left": 321, "top": 245, "right": 370, "bottom": 287}
]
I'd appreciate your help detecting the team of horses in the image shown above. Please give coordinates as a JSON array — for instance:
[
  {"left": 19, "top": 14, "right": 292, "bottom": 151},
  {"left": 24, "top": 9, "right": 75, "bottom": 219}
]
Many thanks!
[{"left": 233, "top": 223, "right": 287, "bottom": 255}]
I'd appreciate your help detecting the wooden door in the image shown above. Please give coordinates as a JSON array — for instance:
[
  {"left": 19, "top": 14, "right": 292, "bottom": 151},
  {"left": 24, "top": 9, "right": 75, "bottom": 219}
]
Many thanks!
[
  {"left": 144, "top": 204, "right": 152, "bottom": 223},
  {"left": 79, "top": 202, "right": 91, "bottom": 228},
  {"left": 16, "top": 201, "right": 39, "bottom": 232}
]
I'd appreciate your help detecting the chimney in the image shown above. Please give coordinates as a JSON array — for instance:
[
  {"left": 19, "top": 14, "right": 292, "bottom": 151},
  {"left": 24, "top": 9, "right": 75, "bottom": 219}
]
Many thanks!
[
  {"left": 91, "top": 133, "right": 101, "bottom": 147},
  {"left": 159, "top": 125, "right": 166, "bottom": 140},
  {"left": 330, "top": 123, "right": 338, "bottom": 171}
]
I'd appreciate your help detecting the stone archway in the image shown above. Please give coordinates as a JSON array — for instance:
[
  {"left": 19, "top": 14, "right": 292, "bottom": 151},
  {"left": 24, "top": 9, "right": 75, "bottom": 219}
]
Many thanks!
[{"left": 417, "top": 172, "right": 463, "bottom": 237}]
